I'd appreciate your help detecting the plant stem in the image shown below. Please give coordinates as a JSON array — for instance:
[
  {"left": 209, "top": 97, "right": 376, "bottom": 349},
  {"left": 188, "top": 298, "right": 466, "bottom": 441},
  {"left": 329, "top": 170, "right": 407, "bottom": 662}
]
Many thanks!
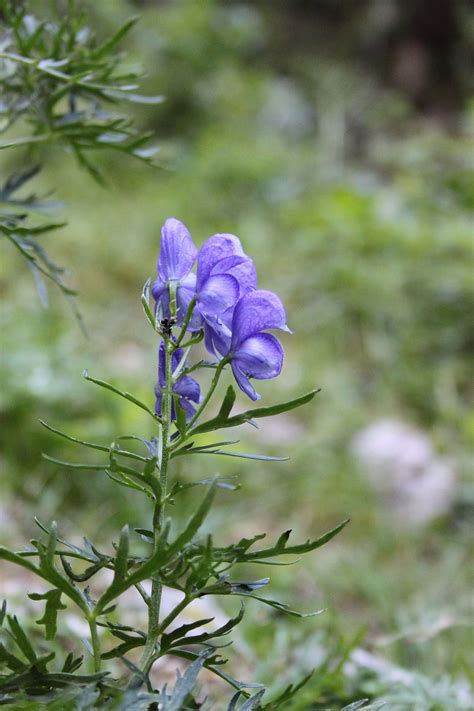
[
  {"left": 138, "top": 334, "right": 173, "bottom": 675},
  {"left": 185, "top": 356, "right": 230, "bottom": 430},
  {"left": 175, "top": 296, "right": 197, "bottom": 346},
  {"left": 156, "top": 593, "right": 194, "bottom": 635},
  {"left": 88, "top": 616, "right": 101, "bottom": 673}
]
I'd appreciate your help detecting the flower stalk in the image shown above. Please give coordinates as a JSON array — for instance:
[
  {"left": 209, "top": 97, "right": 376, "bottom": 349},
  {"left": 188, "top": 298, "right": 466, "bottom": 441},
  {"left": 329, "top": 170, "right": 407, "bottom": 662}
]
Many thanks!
[{"left": 139, "top": 334, "right": 174, "bottom": 675}]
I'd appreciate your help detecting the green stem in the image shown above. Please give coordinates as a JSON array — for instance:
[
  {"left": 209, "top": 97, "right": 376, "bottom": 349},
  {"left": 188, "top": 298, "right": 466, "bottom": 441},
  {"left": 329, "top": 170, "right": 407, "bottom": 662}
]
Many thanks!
[
  {"left": 175, "top": 296, "right": 197, "bottom": 346},
  {"left": 138, "top": 334, "right": 173, "bottom": 675},
  {"left": 156, "top": 593, "right": 194, "bottom": 636},
  {"left": 88, "top": 616, "right": 101, "bottom": 673},
  {"left": 186, "top": 356, "right": 230, "bottom": 431}
]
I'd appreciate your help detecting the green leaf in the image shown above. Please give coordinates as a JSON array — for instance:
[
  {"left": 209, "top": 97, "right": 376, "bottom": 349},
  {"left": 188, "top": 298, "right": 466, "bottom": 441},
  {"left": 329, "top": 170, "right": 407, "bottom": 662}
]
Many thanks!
[
  {"left": 244, "top": 518, "right": 350, "bottom": 562},
  {"left": 28, "top": 589, "right": 67, "bottom": 640},
  {"left": 161, "top": 648, "right": 214, "bottom": 711},
  {"left": 95, "top": 487, "right": 215, "bottom": 613},
  {"left": 92, "top": 16, "right": 140, "bottom": 59},
  {"left": 103, "top": 89, "right": 165, "bottom": 105},
  {"left": 112, "top": 525, "right": 130, "bottom": 586},
  {"left": 0, "top": 669, "right": 108, "bottom": 695},
  {"left": 28, "top": 534, "right": 89, "bottom": 614},
  {"left": 42, "top": 454, "right": 108, "bottom": 471},
  {"left": 167, "top": 604, "right": 245, "bottom": 650},
  {"left": 141, "top": 277, "right": 156, "bottom": 329},
  {"left": 341, "top": 701, "right": 370, "bottom": 711},
  {"left": 171, "top": 440, "right": 239, "bottom": 458},
  {"left": 62, "top": 652, "right": 84, "bottom": 673},
  {"left": 39, "top": 420, "right": 108, "bottom": 453},
  {"left": 230, "top": 593, "right": 324, "bottom": 619},
  {"left": 238, "top": 689, "right": 266, "bottom": 710},
  {"left": 166, "top": 483, "right": 216, "bottom": 559},
  {"left": 83, "top": 370, "right": 161, "bottom": 422},
  {"left": 188, "top": 449, "right": 288, "bottom": 462},
  {"left": 175, "top": 399, "right": 187, "bottom": 438},
  {"left": 261, "top": 671, "right": 313, "bottom": 709},
  {"left": 170, "top": 650, "right": 264, "bottom": 692},
  {"left": 6, "top": 615, "right": 37, "bottom": 663},
  {"left": 0, "top": 547, "right": 42, "bottom": 576},
  {"left": 0, "top": 642, "right": 25, "bottom": 672},
  {"left": 218, "top": 385, "right": 237, "bottom": 419},
  {"left": 161, "top": 616, "right": 215, "bottom": 651},
  {"left": 191, "top": 389, "right": 321, "bottom": 436}
]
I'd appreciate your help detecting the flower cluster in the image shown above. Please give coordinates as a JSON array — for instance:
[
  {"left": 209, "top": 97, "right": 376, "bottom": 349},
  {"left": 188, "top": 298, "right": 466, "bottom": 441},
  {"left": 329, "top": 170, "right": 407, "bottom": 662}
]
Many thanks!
[{"left": 152, "top": 218, "right": 290, "bottom": 415}]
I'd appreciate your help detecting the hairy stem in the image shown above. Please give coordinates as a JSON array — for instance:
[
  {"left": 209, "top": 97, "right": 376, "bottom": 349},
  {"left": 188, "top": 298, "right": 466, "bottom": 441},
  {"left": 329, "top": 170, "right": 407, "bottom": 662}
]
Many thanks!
[
  {"left": 138, "top": 334, "right": 173, "bottom": 675},
  {"left": 88, "top": 616, "right": 101, "bottom": 673}
]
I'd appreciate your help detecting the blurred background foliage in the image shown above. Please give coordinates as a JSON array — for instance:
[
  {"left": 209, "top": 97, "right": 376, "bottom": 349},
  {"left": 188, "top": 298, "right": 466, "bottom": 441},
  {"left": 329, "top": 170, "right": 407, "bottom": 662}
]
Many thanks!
[{"left": 1, "top": 0, "right": 473, "bottom": 707}]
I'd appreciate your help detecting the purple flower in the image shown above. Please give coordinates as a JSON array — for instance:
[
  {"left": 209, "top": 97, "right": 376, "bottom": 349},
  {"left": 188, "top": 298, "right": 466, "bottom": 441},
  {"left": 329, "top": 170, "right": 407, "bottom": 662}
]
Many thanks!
[
  {"left": 194, "top": 233, "right": 257, "bottom": 355},
  {"left": 151, "top": 218, "right": 198, "bottom": 326},
  {"left": 154, "top": 342, "right": 201, "bottom": 420},
  {"left": 227, "top": 290, "right": 291, "bottom": 401}
]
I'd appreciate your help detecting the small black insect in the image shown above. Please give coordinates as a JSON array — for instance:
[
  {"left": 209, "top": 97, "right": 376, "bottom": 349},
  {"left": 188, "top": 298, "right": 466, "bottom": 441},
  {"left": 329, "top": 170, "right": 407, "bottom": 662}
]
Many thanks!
[{"left": 159, "top": 317, "right": 177, "bottom": 337}]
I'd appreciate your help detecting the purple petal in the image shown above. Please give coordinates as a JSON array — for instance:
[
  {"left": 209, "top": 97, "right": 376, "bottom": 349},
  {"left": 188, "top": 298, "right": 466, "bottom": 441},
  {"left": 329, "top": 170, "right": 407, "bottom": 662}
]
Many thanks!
[
  {"left": 231, "top": 362, "right": 261, "bottom": 401},
  {"left": 153, "top": 271, "right": 198, "bottom": 326},
  {"left": 151, "top": 275, "right": 167, "bottom": 301},
  {"left": 232, "top": 333, "right": 283, "bottom": 380},
  {"left": 231, "top": 290, "right": 290, "bottom": 350},
  {"left": 157, "top": 341, "right": 166, "bottom": 387},
  {"left": 197, "top": 274, "right": 239, "bottom": 319},
  {"left": 176, "top": 272, "right": 198, "bottom": 326},
  {"left": 196, "top": 233, "right": 245, "bottom": 290},
  {"left": 177, "top": 397, "right": 197, "bottom": 420},
  {"left": 174, "top": 374, "right": 201, "bottom": 403},
  {"left": 203, "top": 315, "right": 233, "bottom": 357},
  {"left": 158, "top": 218, "right": 197, "bottom": 281},
  {"left": 153, "top": 283, "right": 170, "bottom": 320},
  {"left": 210, "top": 255, "right": 257, "bottom": 297}
]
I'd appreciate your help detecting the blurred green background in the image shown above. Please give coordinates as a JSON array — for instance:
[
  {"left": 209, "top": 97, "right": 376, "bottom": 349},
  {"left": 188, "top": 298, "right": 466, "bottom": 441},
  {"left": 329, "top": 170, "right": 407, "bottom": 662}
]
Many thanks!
[{"left": 1, "top": 0, "right": 473, "bottom": 707}]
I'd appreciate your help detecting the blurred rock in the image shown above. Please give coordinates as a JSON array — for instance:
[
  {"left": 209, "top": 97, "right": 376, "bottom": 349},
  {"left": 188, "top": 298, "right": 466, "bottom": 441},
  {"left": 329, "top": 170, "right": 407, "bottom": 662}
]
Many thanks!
[{"left": 351, "top": 419, "right": 455, "bottom": 527}]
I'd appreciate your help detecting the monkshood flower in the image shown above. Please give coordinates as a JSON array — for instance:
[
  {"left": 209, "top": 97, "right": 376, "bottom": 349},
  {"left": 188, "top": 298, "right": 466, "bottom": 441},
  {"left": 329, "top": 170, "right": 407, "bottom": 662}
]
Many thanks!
[
  {"left": 152, "top": 219, "right": 257, "bottom": 340},
  {"left": 154, "top": 342, "right": 201, "bottom": 420},
  {"left": 194, "top": 233, "right": 257, "bottom": 354},
  {"left": 226, "top": 290, "right": 291, "bottom": 401},
  {"left": 151, "top": 218, "right": 198, "bottom": 326}
]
